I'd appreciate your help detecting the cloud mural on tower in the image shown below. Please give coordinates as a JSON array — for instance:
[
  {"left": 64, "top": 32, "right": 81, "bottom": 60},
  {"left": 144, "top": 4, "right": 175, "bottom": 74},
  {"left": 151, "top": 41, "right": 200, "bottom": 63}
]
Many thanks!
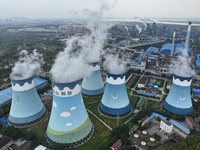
[
  {"left": 60, "top": 112, "right": 71, "bottom": 118},
  {"left": 66, "top": 123, "right": 72, "bottom": 127},
  {"left": 53, "top": 101, "right": 57, "bottom": 108},
  {"left": 70, "top": 107, "right": 76, "bottom": 111}
]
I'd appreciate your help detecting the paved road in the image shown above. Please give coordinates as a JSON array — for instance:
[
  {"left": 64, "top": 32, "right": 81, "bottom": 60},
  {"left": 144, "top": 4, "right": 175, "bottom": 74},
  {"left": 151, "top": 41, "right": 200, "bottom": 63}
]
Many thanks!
[
  {"left": 87, "top": 109, "right": 113, "bottom": 131},
  {"left": 187, "top": 116, "right": 200, "bottom": 130}
]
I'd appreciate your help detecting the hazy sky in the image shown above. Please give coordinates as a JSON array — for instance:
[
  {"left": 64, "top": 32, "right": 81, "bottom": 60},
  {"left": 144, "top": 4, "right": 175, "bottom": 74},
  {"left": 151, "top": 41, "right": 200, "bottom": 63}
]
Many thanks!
[{"left": 0, "top": 0, "right": 200, "bottom": 19}]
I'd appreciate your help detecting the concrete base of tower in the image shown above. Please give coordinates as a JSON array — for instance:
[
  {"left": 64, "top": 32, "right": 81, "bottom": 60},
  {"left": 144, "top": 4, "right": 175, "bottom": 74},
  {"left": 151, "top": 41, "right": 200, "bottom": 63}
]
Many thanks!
[
  {"left": 46, "top": 121, "right": 94, "bottom": 148},
  {"left": 163, "top": 101, "right": 193, "bottom": 115},
  {"left": 98, "top": 102, "right": 132, "bottom": 118},
  {"left": 81, "top": 87, "right": 104, "bottom": 98},
  {"left": 8, "top": 107, "right": 47, "bottom": 128}
]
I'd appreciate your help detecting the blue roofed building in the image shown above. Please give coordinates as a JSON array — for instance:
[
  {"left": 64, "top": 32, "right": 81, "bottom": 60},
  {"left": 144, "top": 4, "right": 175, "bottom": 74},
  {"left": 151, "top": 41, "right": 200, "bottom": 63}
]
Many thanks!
[
  {"left": 160, "top": 43, "right": 172, "bottom": 54},
  {"left": 169, "top": 119, "right": 190, "bottom": 135},
  {"left": 195, "top": 54, "right": 200, "bottom": 71},
  {"left": 174, "top": 43, "right": 191, "bottom": 56},
  {"left": 192, "top": 88, "right": 200, "bottom": 97}
]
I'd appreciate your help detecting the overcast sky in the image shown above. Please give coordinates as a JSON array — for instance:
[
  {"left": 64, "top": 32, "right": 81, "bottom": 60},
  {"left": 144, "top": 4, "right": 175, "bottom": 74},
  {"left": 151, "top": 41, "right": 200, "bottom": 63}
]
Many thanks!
[{"left": 0, "top": 0, "right": 200, "bottom": 19}]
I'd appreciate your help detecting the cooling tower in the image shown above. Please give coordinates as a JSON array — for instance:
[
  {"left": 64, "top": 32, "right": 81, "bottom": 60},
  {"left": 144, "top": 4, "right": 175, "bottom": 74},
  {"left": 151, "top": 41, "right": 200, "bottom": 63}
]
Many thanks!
[
  {"left": 163, "top": 74, "right": 193, "bottom": 115},
  {"left": 46, "top": 79, "right": 94, "bottom": 147},
  {"left": 99, "top": 72, "right": 131, "bottom": 118},
  {"left": 82, "top": 62, "right": 104, "bottom": 97},
  {"left": 8, "top": 77, "right": 47, "bottom": 127}
]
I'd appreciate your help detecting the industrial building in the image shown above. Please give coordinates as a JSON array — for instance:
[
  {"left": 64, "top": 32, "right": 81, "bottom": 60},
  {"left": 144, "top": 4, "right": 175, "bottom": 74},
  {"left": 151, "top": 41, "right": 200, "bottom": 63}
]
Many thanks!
[
  {"left": 82, "top": 62, "right": 104, "bottom": 97},
  {"left": 8, "top": 77, "right": 47, "bottom": 127},
  {"left": 130, "top": 47, "right": 159, "bottom": 71},
  {"left": 174, "top": 43, "right": 191, "bottom": 56},
  {"left": 0, "top": 78, "right": 48, "bottom": 106},
  {"left": 195, "top": 54, "right": 200, "bottom": 71},
  {"left": 46, "top": 79, "right": 94, "bottom": 147},
  {"left": 163, "top": 75, "right": 193, "bottom": 115},
  {"left": 160, "top": 43, "right": 172, "bottom": 55},
  {"left": 160, "top": 120, "right": 173, "bottom": 133},
  {"left": 99, "top": 72, "right": 131, "bottom": 118}
]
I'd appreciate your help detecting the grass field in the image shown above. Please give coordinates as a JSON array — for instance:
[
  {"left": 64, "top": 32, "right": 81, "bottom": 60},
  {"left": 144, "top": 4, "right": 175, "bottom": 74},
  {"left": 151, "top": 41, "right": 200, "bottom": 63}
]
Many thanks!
[{"left": 10, "top": 92, "right": 140, "bottom": 150}]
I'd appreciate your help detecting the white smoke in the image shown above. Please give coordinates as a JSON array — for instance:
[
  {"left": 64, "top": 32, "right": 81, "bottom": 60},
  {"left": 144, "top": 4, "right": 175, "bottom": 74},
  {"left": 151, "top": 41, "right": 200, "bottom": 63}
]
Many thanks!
[
  {"left": 104, "top": 54, "right": 127, "bottom": 74},
  {"left": 77, "top": 0, "right": 116, "bottom": 62},
  {"left": 10, "top": 50, "right": 44, "bottom": 80},
  {"left": 170, "top": 47, "right": 194, "bottom": 77},
  {"left": 125, "top": 26, "right": 129, "bottom": 32},
  {"left": 142, "top": 22, "right": 147, "bottom": 31},
  {"left": 50, "top": 37, "right": 91, "bottom": 83},
  {"left": 136, "top": 25, "right": 142, "bottom": 34}
]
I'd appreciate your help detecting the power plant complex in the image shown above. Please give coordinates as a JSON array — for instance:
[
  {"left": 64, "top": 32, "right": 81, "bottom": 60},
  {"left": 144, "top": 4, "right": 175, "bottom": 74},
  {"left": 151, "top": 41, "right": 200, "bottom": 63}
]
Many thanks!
[
  {"left": 8, "top": 77, "right": 47, "bottom": 127},
  {"left": 99, "top": 72, "right": 132, "bottom": 118},
  {"left": 1, "top": 18, "right": 200, "bottom": 150},
  {"left": 46, "top": 79, "right": 94, "bottom": 147},
  {"left": 81, "top": 62, "right": 104, "bottom": 97}
]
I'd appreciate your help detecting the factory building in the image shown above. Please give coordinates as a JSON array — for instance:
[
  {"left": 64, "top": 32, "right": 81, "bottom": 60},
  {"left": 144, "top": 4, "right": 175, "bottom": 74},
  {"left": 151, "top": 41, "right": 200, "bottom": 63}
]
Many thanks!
[
  {"left": 8, "top": 77, "right": 47, "bottom": 127},
  {"left": 82, "top": 62, "right": 104, "bottom": 97},
  {"left": 195, "top": 54, "right": 200, "bottom": 71},
  {"left": 46, "top": 79, "right": 93, "bottom": 147},
  {"left": 0, "top": 78, "right": 47, "bottom": 106},
  {"left": 130, "top": 47, "right": 159, "bottom": 71},
  {"left": 163, "top": 75, "right": 193, "bottom": 115},
  {"left": 160, "top": 120, "right": 173, "bottom": 133},
  {"left": 160, "top": 43, "right": 172, "bottom": 55},
  {"left": 174, "top": 43, "right": 191, "bottom": 56},
  {"left": 99, "top": 72, "right": 131, "bottom": 118}
]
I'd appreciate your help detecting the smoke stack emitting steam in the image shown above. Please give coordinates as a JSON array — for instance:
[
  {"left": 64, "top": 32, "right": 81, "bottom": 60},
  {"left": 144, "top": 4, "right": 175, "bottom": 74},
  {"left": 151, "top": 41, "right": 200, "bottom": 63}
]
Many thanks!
[
  {"left": 10, "top": 50, "right": 44, "bottom": 80},
  {"left": 170, "top": 22, "right": 194, "bottom": 77},
  {"left": 136, "top": 25, "right": 142, "bottom": 34}
]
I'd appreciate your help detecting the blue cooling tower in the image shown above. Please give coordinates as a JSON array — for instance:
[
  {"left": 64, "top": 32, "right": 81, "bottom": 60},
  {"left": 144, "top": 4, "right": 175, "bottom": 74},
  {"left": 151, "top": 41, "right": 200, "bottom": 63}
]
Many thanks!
[
  {"left": 99, "top": 73, "right": 131, "bottom": 118},
  {"left": 8, "top": 77, "right": 47, "bottom": 127},
  {"left": 163, "top": 75, "right": 193, "bottom": 115},
  {"left": 82, "top": 62, "right": 104, "bottom": 97},
  {"left": 46, "top": 79, "right": 94, "bottom": 148}
]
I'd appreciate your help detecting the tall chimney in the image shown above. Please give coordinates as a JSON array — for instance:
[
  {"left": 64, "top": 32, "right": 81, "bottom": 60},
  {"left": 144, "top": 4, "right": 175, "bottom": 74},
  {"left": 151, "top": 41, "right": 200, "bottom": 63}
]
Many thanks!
[
  {"left": 185, "top": 22, "right": 192, "bottom": 52},
  {"left": 171, "top": 31, "right": 176, "bottom": 57}
]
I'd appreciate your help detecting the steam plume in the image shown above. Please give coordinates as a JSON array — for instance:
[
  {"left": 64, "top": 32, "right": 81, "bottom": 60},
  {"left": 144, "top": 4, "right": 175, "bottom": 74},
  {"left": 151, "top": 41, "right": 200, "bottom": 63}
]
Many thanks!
[
  {"left": 10, "top": 50, "right": 44, "bottom": 80},
  {"left": 170, "top": 47, "right": 194, "bottom": 77},
  {"left": 50, "top": 37, "right": 91, "bottom": 83},
  {"left": 104, "top": 54, "right": 127, "bottom": 75},
  {"left": 136, "top": 25, "right": 142, "bottom": 34}
]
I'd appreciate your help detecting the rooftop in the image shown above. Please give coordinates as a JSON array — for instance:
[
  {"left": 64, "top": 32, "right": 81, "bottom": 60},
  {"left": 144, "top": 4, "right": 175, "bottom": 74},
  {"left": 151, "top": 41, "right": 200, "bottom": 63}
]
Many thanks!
[
  {"left": 0, "top": 135, "right": 12, "bottom": 149},
  {"left": 169, "top": 119, "right": 190, "bottom": 134},
  {"left": 162, "top": 120, "right": 172, "bottom": 126},
  {"left": 111, "top": 139, "right": 122, "bottom": 149}
]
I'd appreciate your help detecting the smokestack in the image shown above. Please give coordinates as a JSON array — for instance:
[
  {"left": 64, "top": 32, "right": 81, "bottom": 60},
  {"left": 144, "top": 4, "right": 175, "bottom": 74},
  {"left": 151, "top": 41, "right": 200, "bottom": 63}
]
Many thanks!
[
  {"left": 185, "top": 22, "right": 192, "bottom": 52},
  {"left": 171, "top": 31, "right": 176, "bottom": 57}
]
